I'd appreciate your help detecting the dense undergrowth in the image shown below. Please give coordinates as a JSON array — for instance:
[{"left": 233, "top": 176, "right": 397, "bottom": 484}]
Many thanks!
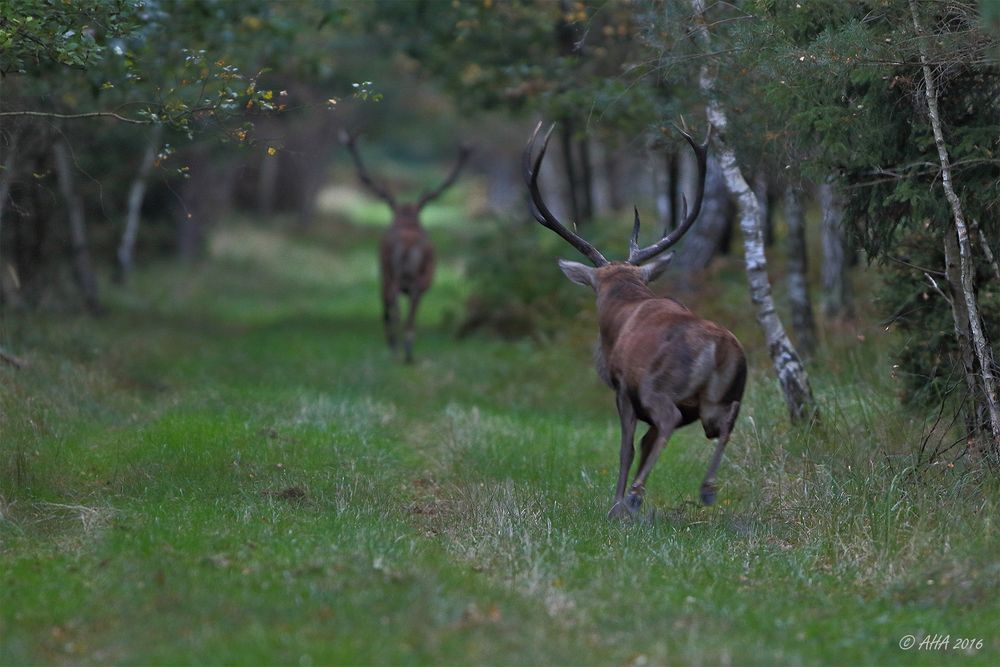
[{"left": 1, "top": 208, "right": 997, "bottom": 665}]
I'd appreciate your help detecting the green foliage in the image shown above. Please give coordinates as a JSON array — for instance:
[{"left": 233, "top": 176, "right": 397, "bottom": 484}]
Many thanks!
[
  {"left": 458, "top": 219, "right": 590, "bottom": 340},
  {"left": 0, "top": 0, "right": 371, "bottom": 303},
  {"left": 0, "top": 0, "right": 139, "bottom": 73},
  {"left": 668, "top": 0, "right": 1000, "bottom": 413},
  {"left": 0, "top": 0, "right": 372, "bottom": 149},
  {"left": 2, "top": 219, "right": 998, "bottom": 664},
  {"left": 878, "top": 224, "right": 1000, "bottom": 407},
  {"left": 355, "top": 0, "right": 661, "bottom": 137}
]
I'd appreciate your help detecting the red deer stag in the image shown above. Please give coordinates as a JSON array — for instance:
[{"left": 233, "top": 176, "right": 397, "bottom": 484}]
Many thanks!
[
  {"left": 523, "top": 122, "right": 746, "bottom": 519},
  {"left": 341, "top": 131, "right": 470, "bottom": 363}
]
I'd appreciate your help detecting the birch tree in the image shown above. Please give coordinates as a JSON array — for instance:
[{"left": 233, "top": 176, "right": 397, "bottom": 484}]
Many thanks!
[
  {"left": 909, "top": 0, "right": 1000, "bottom": 448},
  {"left": 690, "top": 0, "right": 816, "bottom": 422},
  {"left": 115, "top": 124, "right": 162, "bottom": 283}
]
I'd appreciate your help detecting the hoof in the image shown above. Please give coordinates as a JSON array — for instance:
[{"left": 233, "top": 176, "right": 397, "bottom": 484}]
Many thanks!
[
  {"left": 625, "top": 492, "right": 643, "bottom": 513},
  {"left": 700, "top": 482, "right": 717, "bottom": 506}
]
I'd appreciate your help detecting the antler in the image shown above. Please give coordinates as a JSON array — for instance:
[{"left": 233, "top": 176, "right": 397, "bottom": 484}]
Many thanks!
[
  {"left": 523, "top": 122, "right": 609, "bottom": 267},
  {"left": 626, "top": 123, "right": 711, "bottom": 265},
  {"left": 417, "top": 145, "right": 472, "bottom": 209},
  {"left": 339, "top": 129, "right": 397, "bottom": 208}
]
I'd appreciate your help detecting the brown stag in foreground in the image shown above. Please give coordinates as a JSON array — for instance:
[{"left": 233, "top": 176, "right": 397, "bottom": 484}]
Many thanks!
[
  {"left": 341, "top": 131, "right": 470, "bottom": 363},
  {"left": 524, "top": 122, "right": 746, "bottom": 518}
]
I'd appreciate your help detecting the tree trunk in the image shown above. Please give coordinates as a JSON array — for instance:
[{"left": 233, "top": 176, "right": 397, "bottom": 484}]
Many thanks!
[
  {"left": 603, "top": 145, "right": 624, "bottom": 212},
  {"left": 819, "top": 181, "right": 853, "bottom": 319},
  {"left": 668, "top": 150, "right": 681, "bottom": 232},
  {"left": 485, "top": 153, "right": 522, "bottom": 216},
  {"left": 0, "top": 130, "right": 18, "bottom": 230},
  {"left": 674, "top": 153, "right": 731, "bottom": 276},
  {"left": 0, "top": 130, "right": 20, "bottom": 306},
  {"left": 297, "top": 164, "right": 326, "bottom": 228},
  {"left": 910, "top": 0, "right": 1000, "bottom": 450},
  {"left": 559, "top": 120, "right": 581, "bottom": 224},
  {"left": 655, "top": 151, "right": 670, "bottom": 232},
  {"left": 578, "top": 135, "right": 594, "bottom": 223},
  {"left": 115, "top": 124, "right": 161, "bottom": 284},
  {"left": 970, "top": 217, "right": 1000, "bottom": 284},
  {"left": 784, "top": 184, "right": 818, "bottom": 358},
  {"left": 753, "top": 174, "right": 775, "bottom": 248},
  {"left": 52, "top": 140, "right": 102, "bottom": 314},
  {"left": 943, "top": 229, "right": 984, "bottom": 439},
  {"left": 656, "top": 150, "right": 682, "bottom": 234},
  {"left": 257, "top": 150, "right": 280, "bottom": 216},
  {"left": 692, "top": 0, "right": 816, "bottom": 422}
]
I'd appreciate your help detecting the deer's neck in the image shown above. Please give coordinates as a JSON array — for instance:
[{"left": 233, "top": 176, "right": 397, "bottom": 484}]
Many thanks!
[{"left": 595, "top": 281, "right": 655, "bottom": 348}]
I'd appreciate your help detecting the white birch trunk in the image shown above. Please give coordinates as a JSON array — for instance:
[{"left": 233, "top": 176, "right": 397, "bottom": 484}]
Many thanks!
[
  {"left": 116, "top": 124, "right": 161, "bottom": 283},
  {"left": 910, "top": 0, "right": 1000, "bottom": 447},
  {"left": 691, "top": 0, "right": 816, "bottom": 421},
  {"left": 943, "top": 229, "right": 983, "bottom": 438}
]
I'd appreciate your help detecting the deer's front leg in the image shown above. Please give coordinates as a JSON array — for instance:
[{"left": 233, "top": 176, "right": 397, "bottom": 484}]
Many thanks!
[
  {"left": 402, "top": 291, "right": 422, "bottom": 364},
  {"left": 382, "top": 289, "right": 400, "bottom": 353},
  {"left": 608, "top": 392, "right": 637, "bottom": 519}
]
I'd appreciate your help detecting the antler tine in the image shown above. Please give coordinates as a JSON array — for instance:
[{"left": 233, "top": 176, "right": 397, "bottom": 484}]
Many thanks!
[
  {"left": 524, "top": 122, "right": 609, "bottom": 267},
  {"left": 627, "top": 122, "right": 712, "bottom": 266},
  {"left": 417, "top": 144, "right": 472, "bottom": 209},
  {"left": 341, "top": 130, "right": 397, "bottom": 208}
]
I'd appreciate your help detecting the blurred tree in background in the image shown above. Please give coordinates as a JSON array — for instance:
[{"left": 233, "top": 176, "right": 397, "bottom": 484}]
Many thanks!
[
  {"left": 646, "top": 0, "right": 999, "bottom": 452},
  {"left": 1, "top": 0, "right": 998, "bottom": 451},
  {"left": 0, "top": 0, "right": 348, "bottom": 306}
]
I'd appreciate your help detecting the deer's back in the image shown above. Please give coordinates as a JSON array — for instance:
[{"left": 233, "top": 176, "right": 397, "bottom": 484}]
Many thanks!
[
  {"left": 603, "top": 299, "right": 746, "bottom": 420},
  {"left": 380, "top": 225, "right": 435, "bottom": 293}
]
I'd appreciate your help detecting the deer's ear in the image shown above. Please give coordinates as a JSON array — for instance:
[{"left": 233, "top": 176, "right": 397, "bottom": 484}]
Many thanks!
[
  {"left": 558, "top": 259, "right": 597, "bottom": 289},
  {"left": 640, "top": 252, "right": 674, "bottom": 284}
]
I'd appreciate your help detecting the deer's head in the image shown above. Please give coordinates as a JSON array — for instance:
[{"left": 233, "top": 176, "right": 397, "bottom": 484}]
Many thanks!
[{"left": 340, "top": 130, "right": 471, "bottom": 224}]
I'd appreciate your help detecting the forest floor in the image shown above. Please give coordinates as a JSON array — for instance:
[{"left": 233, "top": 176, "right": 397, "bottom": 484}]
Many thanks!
[{"left": 1, "top": 209, "right": 997, "bottom": 665}]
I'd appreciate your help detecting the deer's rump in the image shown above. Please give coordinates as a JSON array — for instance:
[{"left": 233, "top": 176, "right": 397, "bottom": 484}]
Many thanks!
[{"left": 604, "top": 312, "right": 746, "bottom": 436}]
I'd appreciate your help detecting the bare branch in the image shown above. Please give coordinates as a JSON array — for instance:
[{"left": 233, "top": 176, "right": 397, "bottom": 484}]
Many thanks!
[{"left": 0, "top": 110, "right": 151, "bottom": 125}]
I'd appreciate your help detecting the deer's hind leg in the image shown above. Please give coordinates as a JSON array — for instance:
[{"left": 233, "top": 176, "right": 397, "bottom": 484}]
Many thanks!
[
  {"left": 608, "top": 391, "right": 637, "bottom": 519},
  {"left": 699, "top": 401, "right": 740, "bottom": 506},
  {"left": 382, "top": 285, "right": 401, "bottom": 354},
  {"left": 626, "top": 396, "right": 681, "bottom": 512}
]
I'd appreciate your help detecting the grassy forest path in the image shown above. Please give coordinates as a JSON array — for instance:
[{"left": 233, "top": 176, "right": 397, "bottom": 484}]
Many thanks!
[{"left": 1, "top": 214, "right": 996, "bottom": 665}]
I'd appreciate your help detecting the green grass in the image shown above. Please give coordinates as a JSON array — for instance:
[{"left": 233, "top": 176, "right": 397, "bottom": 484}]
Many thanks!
[{"left": 1, "top": 211, "right": 997, "bottom": 666}]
